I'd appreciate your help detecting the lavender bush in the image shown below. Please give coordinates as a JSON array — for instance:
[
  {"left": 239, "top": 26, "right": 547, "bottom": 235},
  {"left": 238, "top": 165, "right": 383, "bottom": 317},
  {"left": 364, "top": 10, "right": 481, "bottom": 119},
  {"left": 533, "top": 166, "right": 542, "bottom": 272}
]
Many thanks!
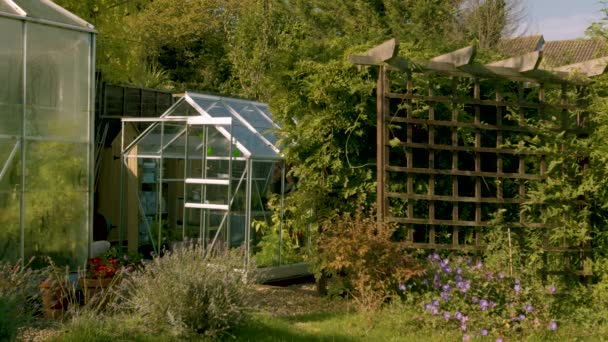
[{"left": 404, "top": 253, "right": 560, "bottom": 341}]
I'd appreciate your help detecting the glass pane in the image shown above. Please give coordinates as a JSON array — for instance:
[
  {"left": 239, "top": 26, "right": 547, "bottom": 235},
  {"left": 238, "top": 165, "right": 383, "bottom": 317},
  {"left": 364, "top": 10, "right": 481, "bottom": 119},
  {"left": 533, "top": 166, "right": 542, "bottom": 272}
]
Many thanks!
[
  {"left": 26, "top": 24, "right": 91, "bottom": 141},
  {"left": 135, "top": 124, "right": 162, "bottom": 155},
  {"left": 15, "top": 0, "right": 91, "bottom": 29},
  {"left": 0, "top": 190, "right": 20, "bottom": 262},
  {"left": 24, "top": 191, "right": 88, "bottom": 268},
  {"left": 232, "top": 124, "right": 278, "bottom": 158},
  {"left": 187, "top": 94, "right": 219, "bottom": 114},
  {"left": 0, "top": 18, "right": 23, "bottom": 135},
  {"left": 0, "top": 138, "right": 21, "bottom": 191},
  {"left": 164, "top": 98, "right": 201, "bottom": 117},
  {"left": 226, "top": 101, "right": 273, "bottom": 129},
  {"left": 25, "top": 141, "right": 88, "bottom": 192}
]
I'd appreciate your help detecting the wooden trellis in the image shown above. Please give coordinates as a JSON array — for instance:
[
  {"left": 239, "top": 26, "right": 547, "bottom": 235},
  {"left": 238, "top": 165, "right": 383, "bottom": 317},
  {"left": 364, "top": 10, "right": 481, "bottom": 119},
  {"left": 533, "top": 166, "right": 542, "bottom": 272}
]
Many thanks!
[{"left": 350, "top": 39, "right": 608, "bottom": 273}]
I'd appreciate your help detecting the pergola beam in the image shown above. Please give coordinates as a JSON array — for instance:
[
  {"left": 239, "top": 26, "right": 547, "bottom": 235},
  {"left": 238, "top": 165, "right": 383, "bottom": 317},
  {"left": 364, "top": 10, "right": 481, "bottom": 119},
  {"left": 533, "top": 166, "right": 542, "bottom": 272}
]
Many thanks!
[
  {"left": 486, "top": 51, "right": 542, "bottom": 72},
  {"left": 553, "top": 56, "right": 608, "bottom": 77},
  {"left": 430, "top": 46, "right": 476, "bottom": 66},
  {"left": 348, "top": 38, "right": 399, "bottom": 65},
  {"left": 349, "top": 38, "right": 590, "bottom": 85}
]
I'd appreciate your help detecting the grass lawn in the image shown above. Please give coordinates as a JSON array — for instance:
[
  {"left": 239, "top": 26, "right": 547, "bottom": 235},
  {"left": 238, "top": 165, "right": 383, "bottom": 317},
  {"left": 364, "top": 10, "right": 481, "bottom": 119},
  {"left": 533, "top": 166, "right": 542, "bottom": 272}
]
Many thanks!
[{"left": 34, "top": 283, "right": 608, "bottom": 342}]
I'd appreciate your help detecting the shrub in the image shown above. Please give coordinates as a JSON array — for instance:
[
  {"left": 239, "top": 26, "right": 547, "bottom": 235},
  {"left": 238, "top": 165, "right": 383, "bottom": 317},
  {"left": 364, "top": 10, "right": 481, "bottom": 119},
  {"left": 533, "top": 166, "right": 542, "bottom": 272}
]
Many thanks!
[
  {"left": 0, "top": 259, "right": 43, "bottom": 340},
  {"left": 314, "top": 207, "right": 424, "bottom": 310},
  {"left": 120, "top": 244, "right": 252, "bottom": 338}
]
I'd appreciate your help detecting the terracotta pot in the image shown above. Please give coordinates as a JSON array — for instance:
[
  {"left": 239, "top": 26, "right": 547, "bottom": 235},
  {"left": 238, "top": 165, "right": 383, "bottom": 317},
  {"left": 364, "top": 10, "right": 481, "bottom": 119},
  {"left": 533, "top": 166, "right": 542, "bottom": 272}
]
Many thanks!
[
  {"left": 39, "top": 279, "right": 69, "bottom": 320},
  {"left": 79, "top": 277, "right": 114, "bottom": 306}
]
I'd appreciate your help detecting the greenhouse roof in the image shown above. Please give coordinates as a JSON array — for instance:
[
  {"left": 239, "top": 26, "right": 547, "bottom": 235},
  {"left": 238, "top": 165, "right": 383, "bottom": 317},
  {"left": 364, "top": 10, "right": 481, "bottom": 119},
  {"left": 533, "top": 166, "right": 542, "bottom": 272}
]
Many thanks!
[
  {"left": 0, "top": 0, "right": 94, "bottom": 31},
  {"left": 136, "top": 91, "right": 282, "bottom": 160}
]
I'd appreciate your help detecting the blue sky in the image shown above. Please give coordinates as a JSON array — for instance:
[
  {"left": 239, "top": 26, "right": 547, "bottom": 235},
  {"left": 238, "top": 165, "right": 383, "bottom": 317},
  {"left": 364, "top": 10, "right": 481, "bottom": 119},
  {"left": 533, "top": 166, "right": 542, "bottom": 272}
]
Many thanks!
[{"left": 521, "top": 0, "right": 605, "bottom": 40}]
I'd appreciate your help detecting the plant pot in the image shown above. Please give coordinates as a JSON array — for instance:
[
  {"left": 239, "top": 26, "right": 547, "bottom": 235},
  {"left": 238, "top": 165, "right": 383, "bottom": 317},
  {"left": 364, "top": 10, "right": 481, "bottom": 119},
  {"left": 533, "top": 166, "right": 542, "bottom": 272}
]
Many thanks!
[
  {"left": 79, "top": 277, "right": 114, "bottom": 306},
  {"left": 39, "top": 279, "right": 69, "bottom": 320}
]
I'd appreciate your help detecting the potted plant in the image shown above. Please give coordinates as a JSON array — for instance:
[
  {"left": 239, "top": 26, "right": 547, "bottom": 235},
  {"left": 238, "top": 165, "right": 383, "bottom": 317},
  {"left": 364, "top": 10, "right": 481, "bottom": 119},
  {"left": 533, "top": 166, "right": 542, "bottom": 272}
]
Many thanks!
[{"left": 79, "top": 248, "right": 142, "bottom": 305}]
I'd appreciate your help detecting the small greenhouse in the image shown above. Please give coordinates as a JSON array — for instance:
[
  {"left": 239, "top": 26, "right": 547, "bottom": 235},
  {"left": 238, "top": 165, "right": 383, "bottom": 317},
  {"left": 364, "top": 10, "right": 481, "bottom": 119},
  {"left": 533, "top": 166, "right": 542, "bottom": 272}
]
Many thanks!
[
  {"left": 0, "top": 1, "right": 95, "bottom": 267},
  {"left": 119, "top": 92, "right": 307, "bottom": 271}
]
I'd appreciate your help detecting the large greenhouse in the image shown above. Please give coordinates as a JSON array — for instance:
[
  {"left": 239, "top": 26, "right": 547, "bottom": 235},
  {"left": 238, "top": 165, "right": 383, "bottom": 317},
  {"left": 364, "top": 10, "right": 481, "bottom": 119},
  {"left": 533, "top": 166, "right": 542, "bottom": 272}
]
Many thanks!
[
  {"left": 119, "top": 92, "right": 309, "bottom": 273},
  {"left": 0, "top": 1, "right": 95, "bottom": 267}
]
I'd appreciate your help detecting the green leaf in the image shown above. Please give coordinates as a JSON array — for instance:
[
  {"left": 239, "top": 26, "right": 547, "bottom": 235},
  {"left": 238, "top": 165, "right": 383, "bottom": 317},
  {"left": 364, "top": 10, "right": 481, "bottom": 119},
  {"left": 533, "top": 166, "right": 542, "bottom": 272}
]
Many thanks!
[{"left": 389, "top": 137, "right": 401, "bottom": 147}]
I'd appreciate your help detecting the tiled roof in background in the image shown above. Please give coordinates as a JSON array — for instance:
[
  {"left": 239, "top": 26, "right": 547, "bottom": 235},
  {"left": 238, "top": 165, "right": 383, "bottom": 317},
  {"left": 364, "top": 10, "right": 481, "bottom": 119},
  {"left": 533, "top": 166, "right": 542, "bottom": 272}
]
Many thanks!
[
  {"left": 542, "top": 39, "right": 608, "bottom": 67},
  {"left": 497, "top": 35, "right": 544, "bottom": 57}
]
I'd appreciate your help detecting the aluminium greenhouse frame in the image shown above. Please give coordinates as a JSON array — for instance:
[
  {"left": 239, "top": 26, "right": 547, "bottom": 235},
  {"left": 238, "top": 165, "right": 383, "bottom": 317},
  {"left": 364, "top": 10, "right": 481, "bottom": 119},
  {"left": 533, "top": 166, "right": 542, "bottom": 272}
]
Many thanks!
[{"left": 118, "top": 92, "right": 290, "bottom": 268}]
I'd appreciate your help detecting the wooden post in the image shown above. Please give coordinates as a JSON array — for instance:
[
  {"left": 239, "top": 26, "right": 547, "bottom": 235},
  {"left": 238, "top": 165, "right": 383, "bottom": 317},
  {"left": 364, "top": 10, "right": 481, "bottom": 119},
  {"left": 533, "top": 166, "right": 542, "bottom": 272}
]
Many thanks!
[{"left": 377, "top": 65, "right": 388, "bottom": 224}]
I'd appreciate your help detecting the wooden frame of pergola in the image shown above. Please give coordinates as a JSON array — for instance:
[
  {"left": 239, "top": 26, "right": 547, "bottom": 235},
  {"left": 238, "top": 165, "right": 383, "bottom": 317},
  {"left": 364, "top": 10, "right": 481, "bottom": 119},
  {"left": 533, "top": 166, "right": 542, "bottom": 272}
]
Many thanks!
[{"left": 350, "top": 39, "right": 608, "bottom": 274}]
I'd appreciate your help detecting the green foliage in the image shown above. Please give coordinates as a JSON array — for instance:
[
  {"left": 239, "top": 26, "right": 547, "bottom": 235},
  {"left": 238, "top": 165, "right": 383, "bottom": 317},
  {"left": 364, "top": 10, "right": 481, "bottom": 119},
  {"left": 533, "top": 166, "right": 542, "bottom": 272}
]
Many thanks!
[
  {"left": 119, "top": 245, "right": 252, "bottom": 338},
  {"left": 0, "top": 259, "right": 43, "bottom": 341},
  {"left": 313, "top": 207, "right": 424, "bottom": 310},
  {"left": 252, "top": 194, "right": 309, "bottom": 267}
]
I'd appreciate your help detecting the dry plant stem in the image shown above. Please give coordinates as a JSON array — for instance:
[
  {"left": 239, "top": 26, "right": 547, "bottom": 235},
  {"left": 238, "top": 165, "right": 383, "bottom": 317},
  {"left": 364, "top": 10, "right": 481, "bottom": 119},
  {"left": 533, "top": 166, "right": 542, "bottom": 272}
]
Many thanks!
[{"left": 508, "top": 227, "right": 513, "bottom": 277}]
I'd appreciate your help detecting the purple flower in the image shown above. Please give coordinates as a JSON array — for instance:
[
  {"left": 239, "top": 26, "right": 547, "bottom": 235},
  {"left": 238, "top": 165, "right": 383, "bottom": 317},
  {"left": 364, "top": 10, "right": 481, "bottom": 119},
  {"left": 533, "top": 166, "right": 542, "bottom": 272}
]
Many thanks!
[
  {"left": 441, "top": 291, "right": 450, "bottom": 301},
  {"left": 455, "top": 275, "right": 463, "bottom": 282},
  {"left": 441, "top": 259, "right": 449, "bottom": 267},
  {"left": 455, "top": 311, "right": 463, "bottom": 321},
  {"left": 431, "top": 253, "right": 440, "bottom": 260},
  {"left": 525, "top": 304, "right": 533, "bottom": 312},
  {"left": 498, "top": 272, "right": 504, "bottom": 279},
  {"left": 466, "top": 257, "right": 473, "bottom": 265},
  {"left": 514, "top": 278, "right": 520, "bottom": 285},
  {"left": 432, "top": 299, "right": 440, "bottom": 306},
  {"left": 548, "top": 285, "right": 556, "bottom": 294},
  {"left": 456, "top": 267, "right": 463, "bottom": 275},
  {"left": 548, "top": 320, "right": 557, "bottom": 331},
  {"left": 430, "top": 306, "right": 439, "bottom": 315},
  {"left": 424, "top": 303, "right": 432, "bottom": 311},
  {"left": 481, "top": 329, "right": 488, "bottom": 336},
  {"left": 399, "top": 283, "right": 406, "bottom": 291},
  {"left": 442, "top": 283, "right": 451, "bottom": 292},
  {"left": 443, "top": 312, "right": 451, "bottom": 321},
  {"left": 514, "top": 284, "right": 521, "bottom": 293},
  {"left": 461, "top": 324, "right": 467, "bottom": 332},
  {"left": 462, "top": 333, "right": 470, "bottom": 341},
  {"left": 442, "top": 266, "right": 453, "bottom": 274},
  {"left": 434, "top": 273, "right": 441, "bottom": 281},
  {"left": 496, "top": 338, "right": 503, "bottom": 342},
  {"left": 519, "top": 314, "right": 526, "bottom": 321},
  {"left": 472, "top": 296, "right": 479, "bottom": 303},
  {"left": 479, "top": 299, "right": 488, "bottom": 311},
  {"left": 489, "top": 300, "right": 496, "bottom": 309},
  {"left": 486, "top": 273, "right": 493, "bottom": 280}
]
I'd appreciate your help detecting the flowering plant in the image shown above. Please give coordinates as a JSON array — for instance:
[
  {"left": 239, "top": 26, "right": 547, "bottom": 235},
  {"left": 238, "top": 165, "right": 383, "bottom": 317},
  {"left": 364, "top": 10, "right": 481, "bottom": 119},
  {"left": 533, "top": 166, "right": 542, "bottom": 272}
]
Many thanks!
[
  {"left": 86, "top": 256, "right": 119, "bottom": 279},
  {"left": 402, "top": 253, "right": 559, "bottom": 341},
  {"left": 85, "top": 248, "right": 143, "bottom": 279}
]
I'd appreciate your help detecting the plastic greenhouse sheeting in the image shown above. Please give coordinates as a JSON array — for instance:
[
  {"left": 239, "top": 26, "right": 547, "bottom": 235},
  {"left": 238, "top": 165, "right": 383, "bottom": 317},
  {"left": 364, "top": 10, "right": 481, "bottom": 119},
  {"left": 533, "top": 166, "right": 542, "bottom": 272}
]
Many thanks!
[{"left": 0, "top": 0, "right": 94, "bottom": 31}]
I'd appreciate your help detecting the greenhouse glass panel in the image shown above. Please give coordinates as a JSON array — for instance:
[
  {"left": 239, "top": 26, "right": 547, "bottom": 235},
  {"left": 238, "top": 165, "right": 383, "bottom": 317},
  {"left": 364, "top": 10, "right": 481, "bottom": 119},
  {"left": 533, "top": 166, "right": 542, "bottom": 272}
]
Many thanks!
[
  {"left": 13, "top": 0, "right": 93, "bottom": 29},
  {"left": 25, "top": 141, "right": 88, "bottom": 192},
  {"left": 0, "top": 191, "right": 20, "bottom": 262},
  {"left": 0, "top": 1, "right": 94, "bottom": 268},
  {"left": 165, "top": 98, "right": 201, "bottom": 117},
  {"left": 226, "top": 101, "right": 274, "bottom": 129},
  {"left": 24, "top": 190, "right": 88, "bottom": 266},
  {"left": 0, "top": 1, "right": 19, "bottom": 15},
  {"left": 0, "top": 138, "right": 21, "bottom": 191},
  {"left": 0, "top": 18, "right": 23, "bottom": 136},
  {"left": 26, "top": 24, "right": 90, "bottom": 141}
]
